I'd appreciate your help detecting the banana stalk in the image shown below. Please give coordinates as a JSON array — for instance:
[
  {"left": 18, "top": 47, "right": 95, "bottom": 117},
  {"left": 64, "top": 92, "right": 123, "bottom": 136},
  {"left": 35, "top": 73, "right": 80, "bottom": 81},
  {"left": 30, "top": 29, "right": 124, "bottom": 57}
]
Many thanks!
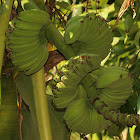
[
  {"left": 0, "top": 0, "right": 13, "bottom": 77},
  {"left": 93, "top": 97, "right": 140, "bottom": 126},
  {"left": 45, "top": 22, "right": 76, "bottom": 59},
  {"left": 32, "top": 68, "right": 52, "bottom": 140}
]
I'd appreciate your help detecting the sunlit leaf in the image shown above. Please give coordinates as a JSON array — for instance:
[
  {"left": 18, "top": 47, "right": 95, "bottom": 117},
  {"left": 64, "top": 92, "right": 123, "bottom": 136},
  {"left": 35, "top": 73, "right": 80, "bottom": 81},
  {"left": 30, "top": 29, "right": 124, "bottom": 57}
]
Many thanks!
[
  {"left": 100, "top": 0, "right": 108, "bottom": 8},
  {"left": 70, "top": 132, "right": 80, "bottom": 140},
  {"left": 55, "top": 1, "right": 71, "bottom": 10}
]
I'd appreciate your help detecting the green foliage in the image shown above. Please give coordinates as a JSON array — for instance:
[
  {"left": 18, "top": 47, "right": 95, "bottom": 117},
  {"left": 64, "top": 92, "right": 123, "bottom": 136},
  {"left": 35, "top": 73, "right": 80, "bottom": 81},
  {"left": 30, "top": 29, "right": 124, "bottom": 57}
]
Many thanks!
[
  {"left": 1, "top": 0, "right": 140, "bottom": 139},
  {"left": 0, "top": 74, "right": 19, "bottom": 139},
  {"left": 0, "top": 0, "right": 10, "bottom": 14}
]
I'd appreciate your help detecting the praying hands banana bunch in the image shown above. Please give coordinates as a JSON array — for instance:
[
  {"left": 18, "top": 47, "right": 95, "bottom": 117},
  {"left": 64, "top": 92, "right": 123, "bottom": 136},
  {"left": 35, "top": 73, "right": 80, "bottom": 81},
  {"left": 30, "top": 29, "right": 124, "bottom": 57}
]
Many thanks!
[
  {"left": 64, "top": 14, "right": 113, "bottom": 60},
  {"left": 6, "top": 9, "right": 50, "bottom": 75},
  {"left": 49, "top": 54, "right": 140, "bottom": 134}
]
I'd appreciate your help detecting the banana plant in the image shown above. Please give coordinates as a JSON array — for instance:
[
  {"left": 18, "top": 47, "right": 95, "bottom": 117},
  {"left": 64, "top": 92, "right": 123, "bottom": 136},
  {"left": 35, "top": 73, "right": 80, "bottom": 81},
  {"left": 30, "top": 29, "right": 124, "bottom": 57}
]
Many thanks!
[
  {"left": 1, "top": 0, "right": 140, "bottom": 139},
  {"left": 0, "top": 0, "right": 19, "bottom": 139}
]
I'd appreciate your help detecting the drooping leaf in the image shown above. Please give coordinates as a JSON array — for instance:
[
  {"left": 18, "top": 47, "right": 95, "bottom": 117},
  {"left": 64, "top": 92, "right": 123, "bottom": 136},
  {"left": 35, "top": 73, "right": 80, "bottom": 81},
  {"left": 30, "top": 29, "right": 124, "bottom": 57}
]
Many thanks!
[
  {"left": 0, "top": 74, "right": 19, "bottom": 139},
  {"left": 47, "top": 95, "right": 70, "bottom": 140},
  {"left": 21, "top": 109, "right": 40, "bottom": 140}
]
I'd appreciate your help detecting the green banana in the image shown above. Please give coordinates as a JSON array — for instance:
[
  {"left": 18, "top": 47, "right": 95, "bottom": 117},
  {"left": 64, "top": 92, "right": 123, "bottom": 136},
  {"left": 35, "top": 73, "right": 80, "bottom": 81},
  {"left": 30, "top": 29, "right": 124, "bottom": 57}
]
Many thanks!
[
  {"left": 77, "top": 15, "right": 91, "bottom": 41},
  {"left": 78, "top": 14, "right": 98, "bottom": 42},
  {"left": 64, "top": 17, "right": 85, "bottom": 44},
  {"left": 61, "top": 75, "right": 80, "bottom": 87},
  {"left": 53, "top": 92, "right": 77, "bottom": 109},
  {"left": 96, "top": 66, "right": 131, "bottom": 88},
  {"left": 14, "top": 20, "right": 42, "bottom": 31},
  {"left": 6, "top": 9, "right": 50, "bottom": 75},
  {"left": 86, "top": 54, "right": 101, "bottom": 69},
  {"left": 12, "top": 28, "right": 39, "bottom": 37},
  {"left": 99, "top": 91, "right": 127, "bottom": 109},
  {"left": 7, "top": 35, "right": 39, "bottom": 45},
  {"left": 64, "top": 99, "right": 111, "bottom": 134},
  {"left": 75, "top": 84, "right": 87, "bottom": 99},
  {"left": 85, "top": 30, "right": 112, "bottom": 47},
  {"left": 78, "top": 14, "right": 96, "bottom": 42},
  {"left": 106, "top": 76, "right": 133, "bottom": 90},
  {"left": 50, "top": 54, "right": 140, "bottom": 134},
  {"left": 64, "top": 99, "right": 88, "bottom": 133},
  {"left": 73, "top": 63, "right": 88, "bottom": 78},
  {"left": 52, "top": 79, "right": 79, "bottom": 108},
  {"left": 65, "top": 14, "right": 113, "bottom": 60},
  {"left": 25, "top": 46, "right": 48, "bottom": 75},
  {"left": 87, "top": 86, "right": 98, "bottom": 103},
  {"left": 85, "top": 20, "right": 107, "bottom": 42},
  {"left": 88, "top": 68, "right": 102, "bottom": 82},
  {"left": 11, "top": 41, "right": 41, "bottom": 61},
  {"left": 17, "top": 44, "right": 43, "bottom": 71},
  {"left": 66, "top": 15, "right": 84, "bottom": 27},
  {"left": 78, "top": 15, "right": 91, "bottom": 40},
  {"left": 18, "top": 9, "right": 50, "bottom": 25},
  {"left": 58, "top": 85, "right": 76, "bottom": 93},
  {"left": 79, "top": 59, "right": 93, "bottom": 73},
  {"left": 7, "top": 40, "right": 40, "bottom": 52}
]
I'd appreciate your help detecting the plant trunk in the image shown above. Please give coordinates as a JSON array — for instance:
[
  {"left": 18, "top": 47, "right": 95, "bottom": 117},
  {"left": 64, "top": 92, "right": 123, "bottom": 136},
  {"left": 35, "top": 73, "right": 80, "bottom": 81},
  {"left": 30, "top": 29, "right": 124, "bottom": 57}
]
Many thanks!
[{"left": 0, "top": 0, "right": 13, "bottom": 77}]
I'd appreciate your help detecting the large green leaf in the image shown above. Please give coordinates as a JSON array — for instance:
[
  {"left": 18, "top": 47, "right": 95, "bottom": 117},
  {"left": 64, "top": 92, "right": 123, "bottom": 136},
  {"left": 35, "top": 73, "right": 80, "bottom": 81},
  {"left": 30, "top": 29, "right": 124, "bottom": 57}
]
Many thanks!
[
  {"left": 21, "top": 109, "right": 40, "bottom": 140},
  {"left": 16, "top": 72, "right": 40, "bottom": 139},
  {"left": 0, "top": 74, "right": 19, "bottom": 139},
  {"left": 47, "top": 95, "right": 70, "bottom": 140}
]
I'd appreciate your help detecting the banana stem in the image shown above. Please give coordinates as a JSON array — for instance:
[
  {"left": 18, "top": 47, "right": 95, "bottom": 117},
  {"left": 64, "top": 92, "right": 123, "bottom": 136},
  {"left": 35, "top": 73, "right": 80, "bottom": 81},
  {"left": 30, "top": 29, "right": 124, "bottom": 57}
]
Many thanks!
[
  {"left": 45, "top": 22, "right": 76, "bottom": 59},
  {"left": 93, "top": 97, "right": 140, "bottom": 126},
  {"left": 32, "top": 68, "right": 52, "bottom": 140},
  {"left": 0, "top": 0, "right": 13, "bottom": 77}
]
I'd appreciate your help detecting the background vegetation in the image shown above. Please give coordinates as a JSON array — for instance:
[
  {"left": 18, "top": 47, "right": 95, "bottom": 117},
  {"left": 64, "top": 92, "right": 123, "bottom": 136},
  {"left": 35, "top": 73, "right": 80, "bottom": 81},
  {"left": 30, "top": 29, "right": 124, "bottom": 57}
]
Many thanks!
[{"left": 0, "top": 0, "right": 140, "bottom": 139}]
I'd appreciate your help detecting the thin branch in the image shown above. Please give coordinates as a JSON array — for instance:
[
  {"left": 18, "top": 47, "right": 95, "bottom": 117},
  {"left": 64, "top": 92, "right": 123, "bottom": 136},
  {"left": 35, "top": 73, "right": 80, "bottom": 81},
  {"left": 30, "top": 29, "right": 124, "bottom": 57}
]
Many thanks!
[
  {"left": 126, "top": 50, "right": 140, "bottom": 69},
  {"left": 71, "top": 0, "right": 76, "bottom": 7}
]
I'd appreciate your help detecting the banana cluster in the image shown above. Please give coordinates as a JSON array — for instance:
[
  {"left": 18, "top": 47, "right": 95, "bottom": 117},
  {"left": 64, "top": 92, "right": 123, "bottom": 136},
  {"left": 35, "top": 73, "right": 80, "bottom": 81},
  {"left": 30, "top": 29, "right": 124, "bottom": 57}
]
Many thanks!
[
  {"left": 64, "top": 14, "right": 113, "bottom": 60},
  {"left": 51, "top": 53, "right": 101, "bottom": 108},
  {"left": 50, "top": 53, "right": 112, "bottom": 134},
  {"left": 64, "top": 99, "right": 111, "bottom": 134},
  {"left": 96, "top": 66, "right": 133, "bottom": 109},
  {"left": 6, "top": 9, "right": 50, "bottom": 75},
  {"left": 50, "top": 54, "right": 134, "bottom": 134}
]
